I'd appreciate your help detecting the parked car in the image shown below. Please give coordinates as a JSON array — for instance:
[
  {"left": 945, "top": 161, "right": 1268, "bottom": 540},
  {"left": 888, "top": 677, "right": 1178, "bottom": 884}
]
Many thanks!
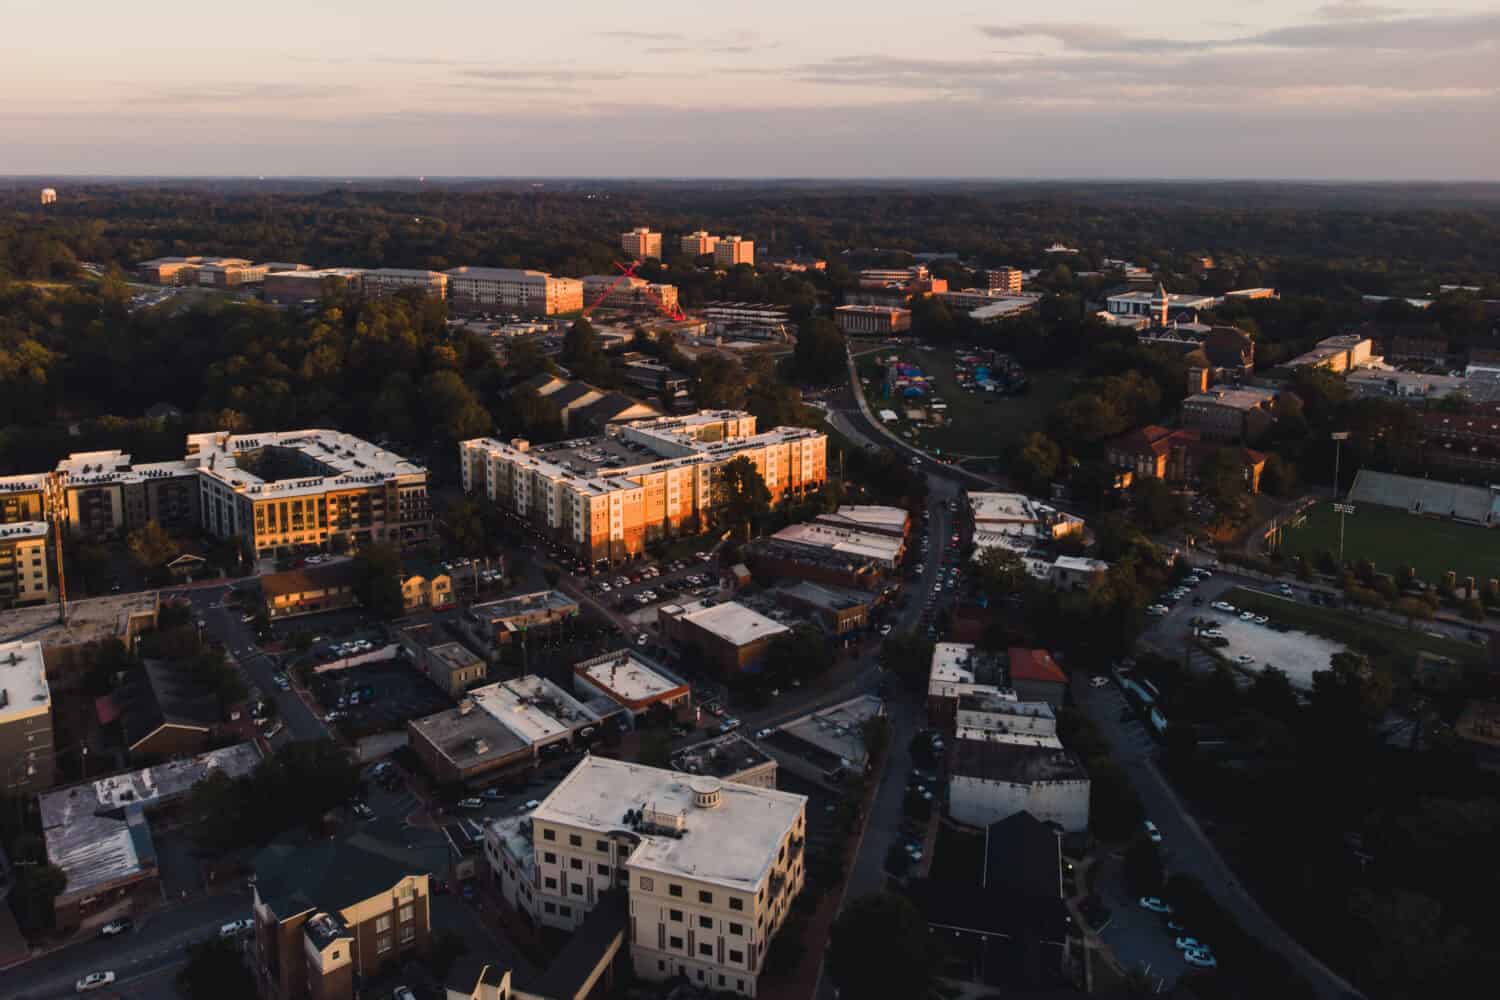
[
  {"left": 1183, "top": 947, "right": 1218, "bottom": 969},
  {"left": 263, "top": 722, "right": 284, "bottom": 739},
  {"left": 457, "top": 798, "right": 483, "bottom": 810},
  {"left": 394, "top": 987, "right": 418, "bottom": 1000},
  {"left": 220, "top": 917, "right": 254, "bottom": 938},
  {"left": 351, "top": 802, "right": 375, "bottom": 820},
  {"left": 1175, "top": 936, "right": 1208, "bottom": 952},
  {"left": 1138, "top": 896, "right": 1173, "bottom": 914},
  {"left": 98, "top": 917, "right": 133, "bottom": 937},
  {"left": 481, "top": 788, "right": 502, "bottom": 801},
  {"left": 1146, "top": 604, "right": 1170, "bottom": 616},
  {"left": 1211, "top": 601, "right": 1235, "bottom": 613},
  {"left": 518, "top": 799, "right": 541, "bottom": 812},
  {"left": 1234, "top": 654, "right": 1255, "bottom": 665},
  {"left": 1144, "top": 820, "right": 1163, "bottom": 844},
  {"left": 77, "top": 972, "right": 116, "bottom": 993}
]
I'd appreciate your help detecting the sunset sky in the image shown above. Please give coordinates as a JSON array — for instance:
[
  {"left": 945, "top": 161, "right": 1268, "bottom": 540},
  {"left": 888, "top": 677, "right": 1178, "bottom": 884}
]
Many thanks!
[{"left": 4, "top": 0, "right": 1498, "bottom": 177}]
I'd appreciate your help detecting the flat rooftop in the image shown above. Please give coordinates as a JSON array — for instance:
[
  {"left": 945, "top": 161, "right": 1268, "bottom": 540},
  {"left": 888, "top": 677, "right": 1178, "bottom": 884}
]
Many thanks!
[
  {"left": 671, "top": 732, "right": 774, "bottom": 781},
  {"left": 770, "top": 523, "right": 903, "bottom": 565},
  {"left": 574, "top": 650, "right": 687, "bottom": 705},
  {"left": 959, "top": 690, "right": 1052, "bottom": 718},
  {"left": 951, "top": 739, "right": 1088, "bottom": 784},
  {"left": 41, "top": 743, "right": 261, "bottom": 897},
  {"left": 409, "top": 703, "right": 528, "bottom": 768},
  {"left": 670, "top": 600, "right": 790, "bottom": 647},
  {"left": 814, "top": 505, "right": 909, "bottom": 533},
  {"left": 777, "top": 694, "right": 885, "bottom": 767},
  {"left": 968, "top": 491, "right": 1044, "bottom": 524},
  {"left": 0, "top": 521, "right": 48, "bottom": 542},
  {"left": 777, "top": 581, "right": 869, "bottom": 613},
  {"left": 0, "top": 473, "right": 48, "bottom": 494},
  {"left": 471, "top": 590, "right": 579, "bottom": 624},
  {"left": 1186, "top": 387, "right": 1277, "bottom": 411},
  {"left": 430, "top": 642, "right": 484, "bottom": 673},
  {"left": 0, "top": 639, "right": 50, "bottom": 725},
  {"left": 0, "top": 592, "right": 159, "bottom": 649},
  {"left": 185, "top": 429, "right": 425, "bottom": 499},
  {"left": 532, "top": 756, "right": 806, "bottom": 892},
  {"left": 469, "top": 675, "right": 600, "bottom": 745}
]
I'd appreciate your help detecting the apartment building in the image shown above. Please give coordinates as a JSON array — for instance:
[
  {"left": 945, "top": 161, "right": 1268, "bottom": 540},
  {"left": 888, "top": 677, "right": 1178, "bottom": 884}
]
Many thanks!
[
  {"left": 252, "top": 832, "right": 431, "bottom": 1000},
  {"left": 714, "top": 236, "right": 754, "bottom": 268},
  {"left": 486, "top": 756, "right": 807, "bottom": 997},
  {"left": 446, "top": 267, "right": 584, "bottom": 316},
  {"left": 680, "top": 231, "right": 719, "bottom": 257},
  {"left": 581, "top": 274, "right": 679, "bottom": 315},
  {"left": 702, "top": 302, "right": 792, "bottom": 341},
  {"left": 1286, "top": 333, "right": 1375, "bottom": 373},
  {"left": 0, "top": 522, "right": 50, "bottom": 608},
  {"left": 833, "top": 305, "right": 912, "bottom": 336},
  {"left": 460, "top": 412, "right": 826, "bottom": 564},
  {"left": 48, "top": 452, "right": 201, "bottom": 542},
  {"left": 360, "top": 268, "right": 448, "bottom": 299},
  {"left": 0, "top": 472, "right": 47, "bottom": 525},
  {"left": 195, "top": 260, "right": 269, "bottom": 287},
  {"left": 1180, "top": 386, "right": 1278, "bottom": 442},
  {"left": 622, "top": 228, "right": 663, "bottom": 260},
  {"left": 986, "top": 267, "right": 1024, "bottom": 294},
  {"left": 263, "top": 268, "right": 365, "bottom": 305},
  {"left": 188, "top": 430, "right": 431, "bottom": 558},
  {"left": 0, "top": 639, "right": 54, "bottom": 791}
]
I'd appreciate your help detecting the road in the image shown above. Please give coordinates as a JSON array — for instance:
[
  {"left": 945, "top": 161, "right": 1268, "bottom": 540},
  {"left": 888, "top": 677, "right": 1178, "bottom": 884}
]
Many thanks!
[
  {"left": 1074, "top": 674, "right": 1362, "bottom": 999},
  {"left": 9, "top": 893, "right": 254, "bottom": 1000}
]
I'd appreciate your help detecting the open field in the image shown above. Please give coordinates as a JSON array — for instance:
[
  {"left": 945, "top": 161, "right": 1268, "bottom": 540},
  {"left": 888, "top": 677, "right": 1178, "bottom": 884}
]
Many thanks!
[
  {"left": 861, "top": 348, "right": 1069, "bottom": 456},
  {"left": 1222, "top": 587, "right": 1489, "bottom": 668},
  {"left": 1277, "top": 501, "right": 1498, "bottom": 585}
]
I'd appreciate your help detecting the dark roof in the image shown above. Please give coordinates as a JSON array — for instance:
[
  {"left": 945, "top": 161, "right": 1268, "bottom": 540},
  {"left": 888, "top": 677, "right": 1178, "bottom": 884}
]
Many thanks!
[
  {"left": 259, "top": 562, "right": 359, "bottom": 600},
  {"left": 445, "top": 954, "right": 510, "bottom": 995},
  {"left": 525, "top": 891, "right": 628, "bottom": 999},
  {"left": 950, "top": 739, "right": 1088, "bottom": 785},
  {"left": 513, "top": 372, "right": 565, "bottom": 395},
  {"left": 984, "top": 812, "right": 1063, "bottom": 899},
  {"left": 547, "top": 381, "right": 601, "bottom": 408},
  {"left": 575, "top": 393, "right": 657, "bottom": 430},
  {"left": 907, "top": 879, "right": 1071, "bottom": 941},
  {"left": 117, "top": 659, "right": 220, "bottom": 749},
  {"left": 253, "top": 830, "right": 425, "bottom": 919}
]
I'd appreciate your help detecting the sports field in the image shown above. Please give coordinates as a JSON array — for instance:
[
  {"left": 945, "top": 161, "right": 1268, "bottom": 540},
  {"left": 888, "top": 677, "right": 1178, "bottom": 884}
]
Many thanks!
[{"left": 1279, "top": 501, "right": 1499, "bottom": 584}]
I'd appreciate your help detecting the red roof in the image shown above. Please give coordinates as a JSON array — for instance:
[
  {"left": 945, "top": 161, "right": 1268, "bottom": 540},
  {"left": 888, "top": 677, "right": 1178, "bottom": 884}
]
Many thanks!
[{"left": 1008, "top": 647, "right": 1066, "bottom": 686}]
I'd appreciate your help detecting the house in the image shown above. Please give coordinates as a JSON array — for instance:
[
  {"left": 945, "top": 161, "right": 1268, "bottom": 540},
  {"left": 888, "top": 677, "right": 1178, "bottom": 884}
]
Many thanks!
[
  {"left": 1006, "top": 648, "right": 1067, "bottom": 709},
  {"left": 400, "top": 559, "right": 453, "bottom": 613},
  {"left": 259, "top": 563, "right": 360, "bottom": 619}
]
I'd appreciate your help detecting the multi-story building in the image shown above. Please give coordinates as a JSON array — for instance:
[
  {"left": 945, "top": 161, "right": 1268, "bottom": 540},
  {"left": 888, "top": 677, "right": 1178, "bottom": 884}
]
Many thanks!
[
  {"left": 445, "top": 267, "right": 584, "bottom": 316},
  {"left": 813, "top": 504, "right": 910, "bottom": 538},
  {"left": 948, "top": 738, "right": 1090, "bottom": 834},
  {"left": 985, "top": 267, "right": 1024, "bottom": 294},
  {"left": 671, "top": 732, "right": 778, "bottom": 789},
  {"left": 714, "top": 236, "right": 754, "bottom": 269},
  {"left": 263, "top": 268, "right": 365, "bottom": 305},
  {"left": 680, "top": 231, "right": 719, "bottom": 257},
  {"left": 1105, "top": 425, "right": 1267, "bottom": 494},
  {"left": 774, "top": 581, "right": 869, "bottom": 636},
  {"left": 188, "top": 430, "right": 431, "bottom": 558},
  {"left": 460, "top": 412, "right": 826, "bottom": 564},
  {"left": 1104, "top": 285, "right": 1217, "bottom": 325},
  {"left": 462, "top": 591, "right": 581, "bottom": 651},
  {"left": 397, "top": 624, "right": 488, "bottom": 699},
  {"left": 1180, "top": 386, "right": 1278, "bottom": 442},
  {"left": 136, "top": 256, "right": 221, "bottom": 284},
  {"left": 657, "top": 599, "right": 789, "bottom": 674},
  {"left": 1285, "top": 333, "right": 1375, "bottom": 373},
  {"left": 833, "top": 305, "right": 912, "bottom": 336},
  {"left": 486, "top": 756, "right": 807, "bottom": 997},
  {"left": 0, "top": 639, "right": 54, "bottom": 791},
  {"left": 622, "top": 228, "right": 663, "bottom": 260},
  {"left": 194, "top": 260, "right": 269, "bottom": 287},
  {"left": 359, "top": 268, "right": 448, "bottom": 299},
  {"left": 259, "top": 563, "right": 360, "bottom": 619},
  {"left": 0, "top": 472, "right": 47, "bottom": 525},
  {"left": 252, "top": 832, "right": 431, "bottom": 1000},
  {"left": 581, "top": 275, "right": 679, "bottom": 315},
  {"left": 48, "top": 452, "right": 200, "bottom": 542},
  {"left": 768, "top": 522, "right": 904, "bottom": 571},
  {"left": 702, "top": 302, "right": 792, "bottom": 341},
  {"left": 0, "top": 522, "right": 50, "bottom": 608}
]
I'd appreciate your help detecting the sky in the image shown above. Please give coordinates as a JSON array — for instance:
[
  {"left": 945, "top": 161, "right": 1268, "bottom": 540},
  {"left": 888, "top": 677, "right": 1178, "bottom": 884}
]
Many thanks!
[{"left": 3, "top": 0, "right": 1498, "bottom": 179}]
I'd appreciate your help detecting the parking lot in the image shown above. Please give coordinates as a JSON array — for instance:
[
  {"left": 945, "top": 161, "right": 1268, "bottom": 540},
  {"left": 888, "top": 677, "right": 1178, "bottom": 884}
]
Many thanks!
[
  {"left": 1199, "top": 607, "right": 1347, "bottom": 689},
  {"left": 312, "top": 659, "right": 453, "bottom": 735}
]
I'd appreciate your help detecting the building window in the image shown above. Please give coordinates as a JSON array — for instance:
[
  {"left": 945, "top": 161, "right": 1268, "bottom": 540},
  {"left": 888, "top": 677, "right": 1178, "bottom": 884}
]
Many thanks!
[
  {"left": 568, "top": 834, "right": 582, "bottom": 847},
  {"left": 729, "top": 897, "right": 744, "bottom": 912},
  {"left": 730, "top": 948, "right": 744, "bottom": 963},
  {"left": 670, "top": 935, "right": 683, "bottom": 950},
  {"left": 698, "top": 890, "right": 713, "bottom": 905},
  {"left": 571, "top": 884, "right": 583, "bottom": 896},
  {"left": 377, "top": 933, "right": 392, "bottom": 953},
  {"left": 596, "top": 840, "right": 609, "bottom": 852},
  {"left": 669, "top": 884, "right": 683, "bottom": 898},
  {"left": 729, "top": 922, "right": 743, "bottom": 936},
  {"left": 375, "top": 914, "right": 392, "bottom": 932},
  {"left": 544, "top": 852, "right": 556, "bottom": 864},
  {"left": 597, "top": 864, "right": 610, "bottom": 877},
  {"left": 399, "top": 905, "right": 413, "bottom": 922},
  {"left": 699, "top": 944, "right": 713, "bottom": 957},
  {"left": 542, "top": 828, "right": 555, "bottom": 841},
  {"left": 331, "top": 950, "right": 340, "bottom": 960},
  {"left": 545, "top": 877, "right": 557, "bottom": 890},
  {"left": 544, "top": 903, "right": 556, "bottom": 914},
  {"left": 640, "top": 877, "right": 654, "bottom": 892},
  {"left": 559, "top": 905, "right": 572, "bottom": 917},
  {"left": 698, "top": 915, "right": 712, "bottom": 930},
  {"left": 400, "top": 925, "right": 415, "bottom": 944},
  {"left": 670, "top": 909, "right": 683, "bottom": 922},
  {"left": 570, "top": 858, "right": 583, "bottom": 870}
]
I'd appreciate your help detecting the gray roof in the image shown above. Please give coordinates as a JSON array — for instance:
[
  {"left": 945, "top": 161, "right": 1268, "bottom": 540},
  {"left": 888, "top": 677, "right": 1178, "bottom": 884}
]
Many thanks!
[{"left": 253, "top": 829, "right": 426, "bottom": 919}]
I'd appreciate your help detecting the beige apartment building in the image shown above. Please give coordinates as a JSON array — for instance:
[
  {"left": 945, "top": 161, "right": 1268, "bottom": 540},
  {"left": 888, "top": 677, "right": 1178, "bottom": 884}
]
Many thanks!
[
  {"left": 680, "top": 231, "right": 720, "bottom": 257},
  {"left": 581, "top": 275, "right": 679, "bottom": 314},
  {"left": 460, "top": 411, "right": 826, "bottom": 564},
  {"left": 446, "top": 267, "right": 584, "bottom": 316},
  {"left": 188, "top": 430, "right": 431, "bottom": 558},
  {"left": 986, "top": 267, "right": 1024, "bottom": 294},
  {"left": 487, "top": 756, "right": 807, "bottom": 997},
  {"left": 360, "top": 268, "right": 448, "bottom": 299},
  {"left": 0, "top": 522, "right": 50, "bottom": 608},
  {"left": 0, "top": 639, "right": 55, "bottom": 791},
  {"left": 622, "top": 228, "right": 663, "bottom": 260},
  {"left": 714, "top": 236, "right": 754, "bottom": 268},
  {"left": 263, "top": 268, "right": 365, "bottom": 305},
  {"left": 0, "top": 472, "right": 47, "bottom": 525}
]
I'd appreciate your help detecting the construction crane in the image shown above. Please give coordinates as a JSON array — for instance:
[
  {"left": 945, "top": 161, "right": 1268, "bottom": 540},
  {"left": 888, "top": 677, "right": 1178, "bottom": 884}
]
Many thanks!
[
  {"left": 42, "top": 473, "right": 69, "bottom": 625},
  {"left": 581, "top": 260, "right": 686, "bottom": 322}
]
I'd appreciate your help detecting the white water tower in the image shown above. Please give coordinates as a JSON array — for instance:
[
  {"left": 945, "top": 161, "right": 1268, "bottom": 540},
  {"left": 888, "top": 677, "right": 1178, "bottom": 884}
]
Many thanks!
[{"left": 40, "top": 188, "right": 57, "bottom": 206}]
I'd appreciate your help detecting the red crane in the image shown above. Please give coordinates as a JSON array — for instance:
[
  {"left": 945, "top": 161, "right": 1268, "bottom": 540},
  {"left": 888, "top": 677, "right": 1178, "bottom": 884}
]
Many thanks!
[{"left": 581, "top": 260, "right": 686, "bottom": 322}]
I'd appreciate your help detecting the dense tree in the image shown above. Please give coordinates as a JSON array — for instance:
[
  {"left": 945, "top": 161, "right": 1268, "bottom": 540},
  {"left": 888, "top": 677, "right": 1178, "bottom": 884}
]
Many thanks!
[
  {"left": 127, "top": 519, "right": 179, "bottom": 576},
  {"left": 828, "top": 893, "right": 942, "bottom": 1000},
  {"left": 709, "top": 456, "right": 771, "bottom": 539},
  {"left": 972, "top": 546, "right": 1029, "bottom": 601},
  {"left": 176, "top": 938, "right": 257, "bottom": 1000},
  {"left": 350, "top": 543, "right": 406, "bottom": 620},
  {"left": 1011, "top": 431, "right": 1061, "bottom": 493},
  {"left": 790, "top": 317, "right": 847, "bottom": 384}
]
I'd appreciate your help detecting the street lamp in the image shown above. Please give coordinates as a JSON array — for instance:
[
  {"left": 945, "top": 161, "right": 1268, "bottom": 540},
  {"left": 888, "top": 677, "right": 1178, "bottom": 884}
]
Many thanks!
[
  {"left": 1330, "top": 431, "right": 1350, "bottom": 501},
  {"left": 1333, "top": 503, "right": 1356, "bottom": 565}
]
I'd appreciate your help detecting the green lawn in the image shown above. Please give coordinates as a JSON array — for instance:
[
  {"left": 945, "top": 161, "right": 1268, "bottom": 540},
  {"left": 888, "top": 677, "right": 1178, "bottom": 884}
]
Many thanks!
[
  {"left": 1221, "top": 586, "right": 1488, "bottom": 668},
  {"left": 1277, "top": 501, "right": 1499, "bottom": 585},
  {"left": 862, "top": 348, "right": 1069, "bottom": 456}
]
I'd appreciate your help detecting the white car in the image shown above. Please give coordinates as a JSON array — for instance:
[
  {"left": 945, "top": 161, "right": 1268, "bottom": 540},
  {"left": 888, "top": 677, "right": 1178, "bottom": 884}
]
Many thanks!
[
  {"left": 1211, "top": 601, "right": 1235, "bottom": 613},
  {"left": 1183, "top": 947, "right": 1218, "bottom": 969},
  {"left": 1240, "top": 611, "right": 1256, "bottom": 621},
  {"left": 1138, "top": 896, "right": 1173, "bottom": 914},
  {"left": 77, "top": 972, "right": 116, "bottom": 993},
  {"left": 1253, "top": 615, "right": 1270, "bottom": 625},
  {"left": 1146, "top": 604, "right": 1170, "bottom": 616},
  {"left": 220, "top": 917, "right": 254, "bottom": 938},
  {"left": 1144, "top": 820, "right": 1163, "bottom": 844},
  {"left": 879, "top": 625, "right": 893, "bottom": 636},
  {"left": 457, "top": 797, "right": 483, "bottom": 810},
  {"left": 1234, "top": 654, "right": 1255, "bottom": 665},
  {"left": 1175, "top": 936, "right": 1208, "bottom": 952},
  {"left": 1202, "top": 629, "right": 1225, "bottom": 640}
]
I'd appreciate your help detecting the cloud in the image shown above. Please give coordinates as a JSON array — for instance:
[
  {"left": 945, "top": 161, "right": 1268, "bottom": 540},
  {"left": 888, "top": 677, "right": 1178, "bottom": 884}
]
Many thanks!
[
  {"left": 597, "top": 30, "right": 683, "bottom": 41},
  {"left": 148, "top": 82, "right": 362, "bottom": 103},
  {"left": 460, "top": 68, "right": 635, "bottom": 83},
  {"left": 1315, "top": 2, "right": 1403, "bottom": 20}
]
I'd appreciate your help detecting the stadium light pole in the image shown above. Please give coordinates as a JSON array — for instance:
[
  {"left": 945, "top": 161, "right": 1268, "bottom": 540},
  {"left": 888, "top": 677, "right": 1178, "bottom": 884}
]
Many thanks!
[{"left": 1333, "top": 503, "right": 1356, "bottom": 565}]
